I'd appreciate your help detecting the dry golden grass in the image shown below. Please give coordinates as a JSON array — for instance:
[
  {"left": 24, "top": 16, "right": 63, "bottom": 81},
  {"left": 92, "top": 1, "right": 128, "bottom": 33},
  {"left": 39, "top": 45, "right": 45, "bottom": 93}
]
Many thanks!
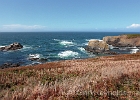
[{"left": 0, "top": 52, "right": 140, "bottom": 100}]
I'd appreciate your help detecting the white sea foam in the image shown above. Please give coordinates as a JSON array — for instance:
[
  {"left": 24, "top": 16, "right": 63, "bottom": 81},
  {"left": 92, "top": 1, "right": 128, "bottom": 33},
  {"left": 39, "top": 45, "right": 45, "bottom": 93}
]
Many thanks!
[
  {"left": 0, "top": 46, "right": 5, "bottom": 48},
  {"left": 83, "top": 39, "right": 103, "bottom": 46},
  {"left": 89, "top": 39, "right": 103, "bottom": 42},
  {"left": 78, "top": 47, "right": 86, "bottom": 52},
  {"left": 130, "top": 47, "right": 139, "bottom": 54},
  {"left": 108, "top": 45, "right": 114, "bottom": 49},
  {"left": 88, "top": 54, "right": 96, "bottom": 57},
  {"left": 85, "top": 39, "right": 90, "bottom": 41},
  {"left": 60, "top": 40, "right": 74, "bottom": 46},
  {"left": 86, "top": 39, "right": 102, "bottom": 41},
  {"left": 31, "top": 62, "right": 42, "bottom": 65},
  {"left": 54, "top": 39, "right": 75, "bottom": 46},
  {"left": 53, "top": 39, "right": 61, "bottom": 41},
  {"left": 21, "top": 45, "right": 32, "bottom": 51},
  {"left": 28, "top": 54, "right": 41, "bottom": 59},
  {"left": 82, "top": 42, "right": 88, "bottom": 46},
  {"left": 58, "top": 50, "right": 79, "bottom": 58}
]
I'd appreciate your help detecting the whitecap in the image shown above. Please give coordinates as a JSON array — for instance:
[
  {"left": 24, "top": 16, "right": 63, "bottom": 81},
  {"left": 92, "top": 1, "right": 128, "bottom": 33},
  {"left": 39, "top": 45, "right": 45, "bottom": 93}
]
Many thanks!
[
  {"left": 86, "top": 39, "right": 102, "bottom": 41},
  {"left": 53, "top": 39, "right": 61, "bottom": 41},
  {"left": 21, "top": 45, "right": 32, "bottom": 51},
  {"left": 59, "top": 40, "right": 74, "bottom": 46},
  {"left": 83, "top": 39, "right": 103, "bottom": 46},
  {"left": 82, "top": 42, "right": 88, "bottom": 46},
  {"left": 58, "top": 50, "right": 79, "bottom": 58},
  {"left": 78, "top": 47, "right": 86, "bottom": 52},
  {"left": 29, "top": 54, "right": 41, "bottom": 58},
  {"left": 28, "top": 54, "right": 43, "bottom": 61},
  {"left": 28, "top": 54, "right": 48, "bottom": 62},
  {"left": 0, "top": 46, "right": 5, "bottom": 48},
  {"left": 85, "top": 39, "right": 90, "bottom": 41},
  {"left": 89, "top": 39, "right": 103, "bottom": 41}
]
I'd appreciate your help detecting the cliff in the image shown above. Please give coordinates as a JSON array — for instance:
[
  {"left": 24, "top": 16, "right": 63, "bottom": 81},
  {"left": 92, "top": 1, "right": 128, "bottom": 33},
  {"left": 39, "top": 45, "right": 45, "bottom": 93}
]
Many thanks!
[{"left": 103, "top": 34, "right": 140, "bottom": 47}]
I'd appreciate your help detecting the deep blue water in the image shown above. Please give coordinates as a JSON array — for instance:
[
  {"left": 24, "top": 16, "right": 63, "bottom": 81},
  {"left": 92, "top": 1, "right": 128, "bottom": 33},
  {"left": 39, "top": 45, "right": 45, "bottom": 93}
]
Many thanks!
[{"left": 0, "top": 32, "right": 139, "bottom": 66}]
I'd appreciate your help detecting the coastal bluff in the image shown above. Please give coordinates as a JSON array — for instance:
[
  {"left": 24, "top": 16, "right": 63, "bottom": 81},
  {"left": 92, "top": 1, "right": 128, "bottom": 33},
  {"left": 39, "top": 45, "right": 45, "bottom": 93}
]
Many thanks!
[
  {"left": 86, "top": 34, "right": 140, "bottom": 54},
  {"left": 103, "top": 34, "right": 140, "bottom": 47}
]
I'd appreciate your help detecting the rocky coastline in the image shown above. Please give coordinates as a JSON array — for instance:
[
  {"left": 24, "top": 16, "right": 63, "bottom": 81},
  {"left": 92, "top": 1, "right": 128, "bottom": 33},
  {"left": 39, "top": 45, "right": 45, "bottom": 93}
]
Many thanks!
[
  {"left": 0, "top": 34, "right": 140, "bottom": 69},
  {"left": 85, "top": 34, "right": 140, "bottom": 54}
]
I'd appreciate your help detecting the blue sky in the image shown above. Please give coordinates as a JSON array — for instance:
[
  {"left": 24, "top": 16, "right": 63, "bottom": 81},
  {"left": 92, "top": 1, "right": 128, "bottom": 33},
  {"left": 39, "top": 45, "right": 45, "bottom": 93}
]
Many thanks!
[{"left": 0, "top": 0, "right": 140, "bottom": 32}]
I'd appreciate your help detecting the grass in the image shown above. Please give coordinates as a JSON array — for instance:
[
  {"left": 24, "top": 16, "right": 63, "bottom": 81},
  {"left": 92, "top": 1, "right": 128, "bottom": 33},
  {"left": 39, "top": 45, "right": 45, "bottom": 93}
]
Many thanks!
[
  {"left": 0, "top": 52, "right": 140, "bottom": 100},
  {"left": 126, "top": 34, "right": 140, "bottom": 39}
]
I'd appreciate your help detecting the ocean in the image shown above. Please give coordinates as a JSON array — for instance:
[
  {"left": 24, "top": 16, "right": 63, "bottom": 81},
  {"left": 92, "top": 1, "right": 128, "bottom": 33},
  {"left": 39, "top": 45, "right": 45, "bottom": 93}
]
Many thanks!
[{"left": 0, "top": 32, "right": 139, "bottom": 66}]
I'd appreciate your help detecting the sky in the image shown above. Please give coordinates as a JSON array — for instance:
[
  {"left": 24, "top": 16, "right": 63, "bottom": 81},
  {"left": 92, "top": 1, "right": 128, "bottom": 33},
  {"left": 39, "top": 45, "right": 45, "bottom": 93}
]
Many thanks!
[{"left": 0, "top": 0, "right": 140, "bottom": 32}]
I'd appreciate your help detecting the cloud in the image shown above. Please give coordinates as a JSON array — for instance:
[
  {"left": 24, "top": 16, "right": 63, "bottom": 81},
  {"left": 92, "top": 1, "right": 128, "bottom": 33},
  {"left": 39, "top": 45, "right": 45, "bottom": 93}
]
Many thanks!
[
  {"left": 126, "top": 24, "right": 140, "bottom": 29},
  {"left": 1, "top": 24, "right": 47, "bottom": 31}
]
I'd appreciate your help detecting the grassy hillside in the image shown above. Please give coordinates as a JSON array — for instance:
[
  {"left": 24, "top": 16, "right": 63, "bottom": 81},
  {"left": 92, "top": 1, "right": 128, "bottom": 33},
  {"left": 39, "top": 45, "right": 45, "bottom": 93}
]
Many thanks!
[{"left": 0, "top": 53, "right": 140, "bottom": 100}]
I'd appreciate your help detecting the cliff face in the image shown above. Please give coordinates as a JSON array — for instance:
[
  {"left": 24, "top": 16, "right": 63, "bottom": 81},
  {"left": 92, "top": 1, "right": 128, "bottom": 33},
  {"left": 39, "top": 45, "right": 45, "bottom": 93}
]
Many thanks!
[
  {"left": 103, "top": 35, "right": 140, "bottom": 47},
  {"left": 85, "top": 39, "right": 111, "bottom": 54},
  {"left": 85, "top": 34, "right": 140, "bottom": 54},
  {"left": 88, "top": 40, "right": 109, "bottom": 50}
]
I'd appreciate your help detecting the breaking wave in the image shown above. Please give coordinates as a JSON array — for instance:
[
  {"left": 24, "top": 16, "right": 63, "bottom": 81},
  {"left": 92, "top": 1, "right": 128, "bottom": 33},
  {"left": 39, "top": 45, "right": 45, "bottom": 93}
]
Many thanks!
[
  {"left": 21, "top": 45, "right": 32, "bottom": 51},
  {"left": 53, "top": 39, "right": 75, "bottom": 47},
  {"left": 28, "top": 54, "right": 42, "bottom": 60},
  {"left": 59, "top": 40, "right": 74, "bottom": 46},
  {"left": 130, "top": 47, "right": 139, "bottom": 54},
  {"left": 78, "top": 47, "right": 86, "bottom": 53},
  {"left": 58, "top": 50, "right": 79, "bottom": 58}
]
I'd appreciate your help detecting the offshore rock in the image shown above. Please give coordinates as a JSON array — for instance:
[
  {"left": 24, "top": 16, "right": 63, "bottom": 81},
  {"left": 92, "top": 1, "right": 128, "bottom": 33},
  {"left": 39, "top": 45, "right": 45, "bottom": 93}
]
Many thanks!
[
  {"left": 85, "top": 39, "right": 109, "bottom": 54},
  {"left": 28, "top": 54, "right": 48, "bottom": 62},
  {"left": 0, "top": 42, "right": 23, "bottom": 51},
  {"left": 0, "top": 63, "right": 20, "bottom": 69}
]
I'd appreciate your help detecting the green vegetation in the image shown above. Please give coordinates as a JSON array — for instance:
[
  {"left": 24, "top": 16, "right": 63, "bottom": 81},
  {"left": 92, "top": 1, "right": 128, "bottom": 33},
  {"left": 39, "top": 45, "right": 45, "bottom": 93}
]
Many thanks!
[{"left": 126, "top": 34, "right": 140, "bottom": 39}]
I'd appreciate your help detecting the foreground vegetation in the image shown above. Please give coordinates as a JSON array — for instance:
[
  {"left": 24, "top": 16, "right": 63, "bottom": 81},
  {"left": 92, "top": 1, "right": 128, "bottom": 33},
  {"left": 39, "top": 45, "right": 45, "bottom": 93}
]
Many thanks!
[{"left": 0, "top": 53, "right": 140, "bottom": 100}]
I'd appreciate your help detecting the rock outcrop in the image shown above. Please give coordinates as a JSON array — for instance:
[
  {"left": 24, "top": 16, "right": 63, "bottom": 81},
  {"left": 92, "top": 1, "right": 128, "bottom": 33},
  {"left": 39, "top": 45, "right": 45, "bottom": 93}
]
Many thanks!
[
  {"left": 0, "top": 42, "right": 23, "bottom": 51},
  {"left": 0, "top": 63, "right": 20, "bottom": 69},
  {"left": 85, "top": 34, "right": 140, "bottom": 54},
  {"left": 85, "top": 39, "right": 110, "bottom": 54},
  {"left": 103, "top": 35, "right": 140, "bottom": 47},
  {"left": 28, "top": 54, "right": 48, "bottom": 62}
]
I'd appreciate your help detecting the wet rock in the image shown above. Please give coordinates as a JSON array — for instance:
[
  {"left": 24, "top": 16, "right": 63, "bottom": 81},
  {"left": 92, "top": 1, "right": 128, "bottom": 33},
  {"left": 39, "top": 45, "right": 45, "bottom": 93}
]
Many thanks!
[
  {"left": 28, "top": 54, "right": 48, "bottom": 62},
  {"left": 0, "top": 42, "right": 23, "bottom": 51},
  {"left": 0, "top": 63, "right": 20, "bottom": 69}
]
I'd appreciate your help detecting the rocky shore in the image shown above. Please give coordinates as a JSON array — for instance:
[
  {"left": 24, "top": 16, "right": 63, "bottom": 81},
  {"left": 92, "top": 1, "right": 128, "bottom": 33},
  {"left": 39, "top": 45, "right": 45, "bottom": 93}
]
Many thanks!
[
  {"left": 85, "top": 34, "right": 140, "bottom": 54},
  {"left": 103, "top": 34, "right": 140, "bottom": 47},
  {"left": 0, "top": 34, "right": 140, "bottom": 69}
]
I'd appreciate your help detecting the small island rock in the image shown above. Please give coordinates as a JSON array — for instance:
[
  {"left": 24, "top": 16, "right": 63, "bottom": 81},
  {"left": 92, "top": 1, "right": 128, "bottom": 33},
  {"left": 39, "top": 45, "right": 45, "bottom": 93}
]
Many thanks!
[
  {"left": 0, "top": 42, "right": 23, "bottom": 51},
  {"left": 85, "top": 39, "right": 109, "bottom": 54}
]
